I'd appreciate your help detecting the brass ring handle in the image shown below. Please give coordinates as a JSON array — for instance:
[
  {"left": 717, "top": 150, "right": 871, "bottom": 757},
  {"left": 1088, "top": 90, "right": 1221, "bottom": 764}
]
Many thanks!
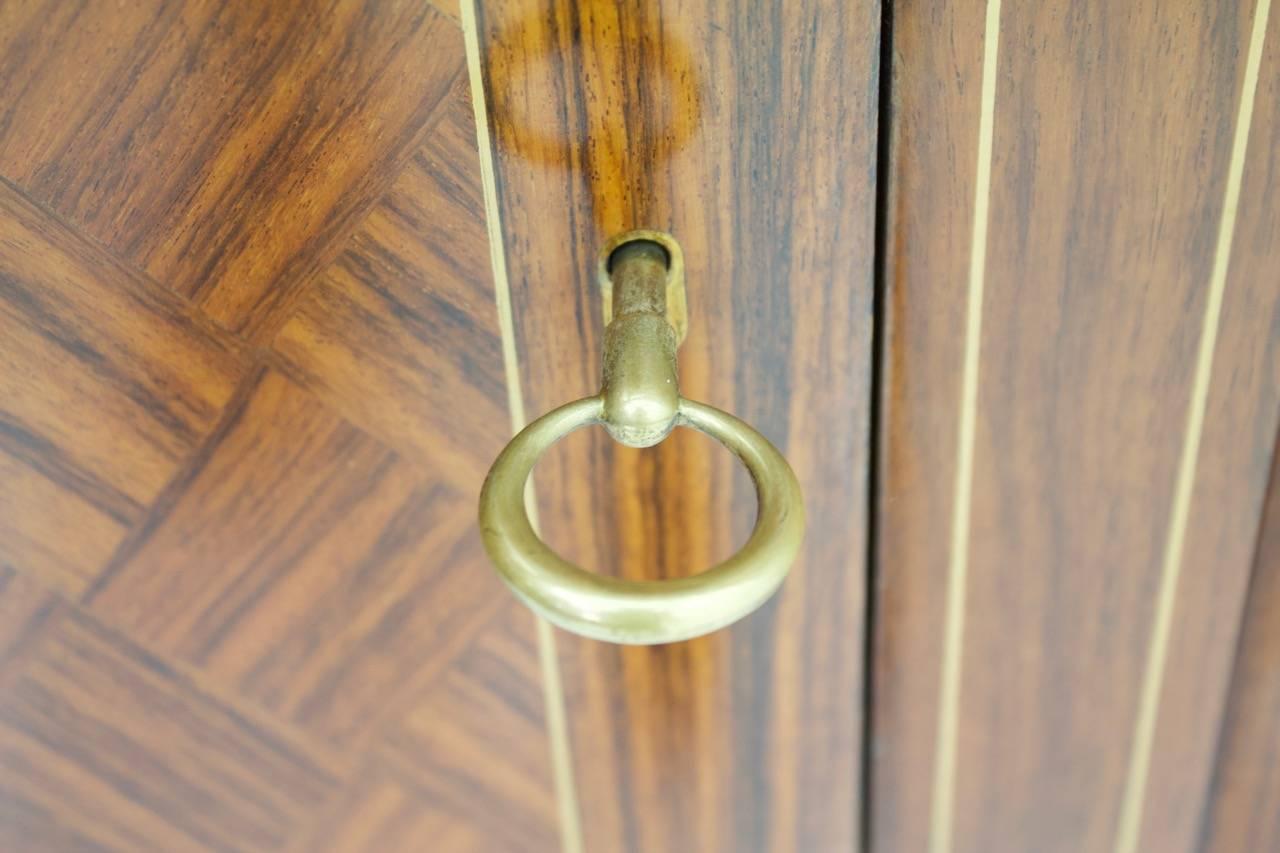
[
  {"left": 479, "top": 395, "right": 804, "bottom": 644},
  {"left": 478, "top": 232, "right": 805, "bottom": 645}
]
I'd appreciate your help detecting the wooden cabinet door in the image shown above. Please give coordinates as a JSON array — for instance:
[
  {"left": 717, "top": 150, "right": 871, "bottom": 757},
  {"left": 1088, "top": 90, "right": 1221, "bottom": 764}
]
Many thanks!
[
  {"left": 0, "top": 1, "right": 878, "bottom": 851},
  {"left": 464, "top": 1, "right": 879, "bottom": 849},
  {"left": 873, "top": 1, "right": 1280, "bottom": 851},
  {"left": 2, "top": 1, "right": 1279, "bottom": 851}
]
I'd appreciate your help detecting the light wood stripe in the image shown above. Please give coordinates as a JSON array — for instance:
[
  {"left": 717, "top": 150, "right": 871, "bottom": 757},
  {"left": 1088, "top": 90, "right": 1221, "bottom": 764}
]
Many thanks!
[
  {"left": 460, "top": 4, "right": 584, "bottom": 852},
  {"left": 928, "top": 0, "right": 1003, "bottom": 850},
  {"left": 1113, "top": 1, "right": 1273, "bottom": 849}
]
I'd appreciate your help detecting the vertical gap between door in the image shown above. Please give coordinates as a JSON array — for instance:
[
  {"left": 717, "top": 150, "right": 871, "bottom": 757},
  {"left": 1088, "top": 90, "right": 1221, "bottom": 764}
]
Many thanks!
[{"left": 861, "top": 0, "right": 896, "bottom": 849}]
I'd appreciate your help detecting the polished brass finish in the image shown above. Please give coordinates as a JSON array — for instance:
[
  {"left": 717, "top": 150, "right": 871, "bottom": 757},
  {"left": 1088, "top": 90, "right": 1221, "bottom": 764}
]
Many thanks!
[
  {"left": 600, "top": 240, "right": 680, "bottom": 447},
  {"left": 479, "top": 397, "right": 804, "bottom": 644},
  {"left": 479, "top": 231, "right": 805, "bottom": 645},
  {"left": 598, "top": 228, "right": 688, "bottom": 344}
]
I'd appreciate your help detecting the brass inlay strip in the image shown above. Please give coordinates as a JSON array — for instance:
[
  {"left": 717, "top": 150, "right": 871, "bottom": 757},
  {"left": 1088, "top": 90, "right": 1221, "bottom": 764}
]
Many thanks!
[
  {"left": 461, "top": 4, "right": 584, "bottom": 851},
  {"left": 1114, "top": 1, "right": 1273, "bottom": 849},
  {"left": 928, "top": 0, "right": 1002, "bottom": 850}
]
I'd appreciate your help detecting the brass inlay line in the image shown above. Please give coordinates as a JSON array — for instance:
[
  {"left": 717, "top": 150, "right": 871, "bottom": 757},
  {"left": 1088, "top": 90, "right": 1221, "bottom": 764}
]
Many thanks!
[
  {"left": 1114, "top": 1, "right": 1272, "bottom": 850},
  {"left": 928, "top": 0, "right": 1002, "bottom": 850},
  {"left": 461, "top": 4, "right": 584, "bottom": 852}
]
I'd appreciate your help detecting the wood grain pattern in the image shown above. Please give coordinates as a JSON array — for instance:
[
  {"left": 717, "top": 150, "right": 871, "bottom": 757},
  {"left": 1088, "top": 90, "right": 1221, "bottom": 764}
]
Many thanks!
[
  {"left": 874, "top": 0, "right": 1280, "bottom": 850},
  {"left": 377, "top": 602, "right": 559, "bottom": 851},
  {"left": 0, "top": 0, "right": 462, "bottom": 339},
  {"left": 0, "top": 5, "right": 563, "bottom": 849},
  {"left": 469, "top": 1, "right": 879, "bottom": 849},
  {"left": 1201, "top": 427, "right": 1280, "bottom": 852},
  {"left": 1131, "top": 2, "right": 1279, "bottom": 846},
  {"left": 274, "top": 88, "right": 508, "bottom": 489},
  {"left": 429, "top": 0, "right": 461, "bottom": 22},
  {"left": 88, "top": 369, "right": 507, "bottom": 748},
  {"left": 0, "top": 599, "right": 340, "bottom": 852},
  {"left": 0, "top": 569, "right": 60, "bottom": 675},
  {"left": 0, "top": 178, "right": 247, "bottom": 596},
  {"left": 294, "top": 602, "right": 557, "bottom": 852},
  {"left": 871, "top": 1, "right": 983, "bottom": 846},
  {"left": 7, "top": 0, "right": 1275, "bottom": 848},
  {"left": 304, "top": 762, "right": 493, "bottom": 853},
  {"left": 1197, "top": 13, "right": 1280, "bottom": 846}
]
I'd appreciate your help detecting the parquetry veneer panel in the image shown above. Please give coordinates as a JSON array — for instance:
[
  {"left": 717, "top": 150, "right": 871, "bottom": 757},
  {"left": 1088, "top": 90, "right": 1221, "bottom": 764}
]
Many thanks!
[
  {"left": 0, "top": 5, "right": 559, "bottom": 850},
  {"left": 0, "top": 0, "right": 462, "bottom": 338},
  {"left": 310, "top": 603, "right": 560, "bottom": 852},
  {"left": 89, "top": 370, "right": 508, "bottom": 748},
  {"left": 0, "top": 179, "right": 246, "bottom": 596},
  {"left": 0, "top": 600, "right": 339, "bottom": 852},
  {"left": 274, "top": 89, "right": 507, "bottom": 488}
]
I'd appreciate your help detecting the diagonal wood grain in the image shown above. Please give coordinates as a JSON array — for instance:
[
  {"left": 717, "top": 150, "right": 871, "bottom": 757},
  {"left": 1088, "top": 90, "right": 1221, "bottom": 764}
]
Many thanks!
[
  {"left": 301, "top": 602, "right": 559, "bottom": 852},
  {"left": 384, "top": 602, "right": 558, "bottom": 851},
  {"left": 273, "top": 86, "right": 508, "bottom": 489},
  {"left": 0, "top": 0, "right": 462, "bottom": 340},
  {"left": 0, "top": 178, "right": 247, "bottom": 597},
  {"left": 300, "top": 761, "right": 490, "bottom": 853},
  {"left": 88, "top": 369, "right": 509, "bottom": 749},
  {"left": 0, "top": 4, "right": 561, "bottom": 850},
  {"left": 0, "top": 591, "right": 340, "bottom": 853},
  {"left": 429, "top": 0, "right": 461, "bottom": 23},
  {"left": 0, "top": 569, "right": 60, "bottom": 678},
  {"left": 469, "top": 0, "right": 879, "bottom": 849}
]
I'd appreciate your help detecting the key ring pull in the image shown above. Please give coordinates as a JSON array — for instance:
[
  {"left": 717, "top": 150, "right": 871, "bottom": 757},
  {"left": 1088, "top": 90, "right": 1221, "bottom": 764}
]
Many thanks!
[{"left": 478, "top": 231, "right": 804, "bottom": 645}]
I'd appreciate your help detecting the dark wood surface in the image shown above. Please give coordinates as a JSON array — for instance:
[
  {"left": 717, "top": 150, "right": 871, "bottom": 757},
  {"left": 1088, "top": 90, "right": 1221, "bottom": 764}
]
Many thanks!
[
  {"left": 0, "top": 180, "right": 248, "bottom": 595},
  {"left": 874, "top": 1, "right": 1280, "bottom": 852},
  {"left": 468, "top": 1, "right": 879, "bottom": 850},
  {"left": 0, "top": 0, "right": 463, "bottom": 342},
  {"left": 0, "top": 3, "right": 558, "bottom": 849}
]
